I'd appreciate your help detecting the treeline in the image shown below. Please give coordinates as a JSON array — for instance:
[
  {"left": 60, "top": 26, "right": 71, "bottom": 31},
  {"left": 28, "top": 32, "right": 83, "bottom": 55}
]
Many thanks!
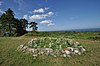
[{"left": 0, "top": 8, "right": 38, "bottom": 36}]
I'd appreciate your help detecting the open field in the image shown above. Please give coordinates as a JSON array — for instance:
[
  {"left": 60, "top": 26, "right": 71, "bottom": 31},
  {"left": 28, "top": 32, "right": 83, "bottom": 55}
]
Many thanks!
[{"left": 0, "top": 32, "right": 100, "bottom": 66}]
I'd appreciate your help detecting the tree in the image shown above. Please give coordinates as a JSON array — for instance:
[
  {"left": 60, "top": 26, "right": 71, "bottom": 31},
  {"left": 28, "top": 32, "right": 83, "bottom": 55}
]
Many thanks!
[
  {"left": 20, "top": 19, "right": 28, "bottom": 31},
  {"left": 14, "top": 18, "right": 28, "bottom": 36},
  {"left": 0, "top": 8, "right": 39, "bottom": 36},
  {"left": 0, "top": 8, "right": 15, "bottom": 36},
  {"left": 29, "top": 22, "right": 38, "bottom": 33}
]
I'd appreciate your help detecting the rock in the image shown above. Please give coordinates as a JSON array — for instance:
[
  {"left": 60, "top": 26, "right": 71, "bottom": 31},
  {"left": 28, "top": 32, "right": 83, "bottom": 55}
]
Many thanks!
[
  {"left": 21, "top": 46, "right": 28, "bottom": 52},
  {"left": 67, "top": 47, "right": 74, "bottom": 51},
  {"left": 27, "top": 48, "right": 35, "bottom": 53},
  {"left": 45, "top": 48, "right": 53, "bottom": 55},
  {"left": 79, "top": 47, "right": 86, "bottom": 53},
  {"left": 63, "top": 54, "right": 67, "bottom": 57},
  {"left": 73, "top": 42, "right": 80, "bottom": 47},
  {"left": 17, "top": 45, "right": 24, "bottom": 49},
  {"left": 73, "top": 48, "right": 80, "bottom": 55},
  {"left": 64, "top": 50, "right": 70, "bottom": 55},
  {"left": 38, "top": 48, "right": 45, "bottom": 55},
  {"left": 33, "top": 54, "right": 38, "bottom": 57}
]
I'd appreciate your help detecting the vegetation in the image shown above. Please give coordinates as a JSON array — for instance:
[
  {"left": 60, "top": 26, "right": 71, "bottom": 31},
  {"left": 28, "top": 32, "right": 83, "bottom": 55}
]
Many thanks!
[
  {"left": 29, "top": 22, "right": 38, "bottom": 33},
  {"left": 0, "top": 33, "right": 100, "bottom": 66},
  {"left": 25, "top": 31, "right": 100, "bottom": 40},
  {"left": 0, "top": 8, "right": 38, "bottom": 36}
]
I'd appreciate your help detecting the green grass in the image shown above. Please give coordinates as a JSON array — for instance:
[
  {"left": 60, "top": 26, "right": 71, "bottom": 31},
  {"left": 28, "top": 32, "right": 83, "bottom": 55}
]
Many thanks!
[
  {"left": 24, "top": 31, "right": 100, "bottom": 39},
  {"left": 0, "top": 32, "right": 100, "bottom": 66}
]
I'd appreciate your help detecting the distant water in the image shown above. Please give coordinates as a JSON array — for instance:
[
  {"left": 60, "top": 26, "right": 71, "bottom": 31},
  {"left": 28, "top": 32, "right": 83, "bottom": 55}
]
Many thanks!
[
  {"left": 70, "top": 28, "right": 100, "bottom": 32},
  {"left": 39, "top": 28, "right": 100, "bottom": 32}
]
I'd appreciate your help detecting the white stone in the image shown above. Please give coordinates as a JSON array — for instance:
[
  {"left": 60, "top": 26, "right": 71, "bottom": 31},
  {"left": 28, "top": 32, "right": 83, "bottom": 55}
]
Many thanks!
[
  {"left": 74, "top": 50, "right": 79, "bottom": 54},
  {"left": 63, "top": 54, "right": 67, "bottom": 57},
  {"left": 65, "top": 50, "right": 70, "bottom": 55}
]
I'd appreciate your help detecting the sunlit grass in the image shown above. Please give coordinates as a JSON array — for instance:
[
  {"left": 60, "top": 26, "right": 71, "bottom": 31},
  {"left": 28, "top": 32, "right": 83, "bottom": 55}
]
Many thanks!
[{"left": 0, "top": 34, "right": 100, "bottom": 66}]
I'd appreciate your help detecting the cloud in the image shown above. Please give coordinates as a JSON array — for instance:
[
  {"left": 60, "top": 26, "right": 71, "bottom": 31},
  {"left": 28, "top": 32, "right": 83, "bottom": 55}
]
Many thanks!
[
  {"left": 22, "top": 7, "right": 55, "bottom": 27},
  {"left": 45, "top": 7, "right": 49, "bottom": 10},
  {"left": 40, "top": 20, "right": 55, "bottom": 26},
  {"left": 23, "top": 15, "right": 28, "bottom": 19},
  {"left": 48, "top": 11, "right": 54, "bottom": 16},
  {"left": 0, "top": 1, "right": 2, "bottom": 6},
  {"left": 0, "top": 9, "right": 4, "bottom": 14},
  {"left": 29, "top": 11, "right": 54, "bottom": 21},
  {"left": 27, "top": 7, "right": 54, "bottom": 21},
  {"left": 40, "top": 20, "right": 52, "bottom": 24},
  {"left": 48, "top": 23, "right": 55, "bottom": 26},
  {"left": 33, "top": 8, "right": 45, "bottom": 13},
  {"left": 33, "top": 8, "right": 49, "bottom": 13},
  {"left": 29, "top": 14, "right": 47, "bottom": 21},
  {"left": 23, "top": 12, "right": 54, "bottom": 21}
]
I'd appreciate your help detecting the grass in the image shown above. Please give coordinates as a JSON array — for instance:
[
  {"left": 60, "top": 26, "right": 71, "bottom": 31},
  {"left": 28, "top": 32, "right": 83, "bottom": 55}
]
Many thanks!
[
  {"left": 24, "top": 31, "right": 100, "bottom": 39},
  {"left": 0, "top": 32, "right": 100, "bottom": 66}
]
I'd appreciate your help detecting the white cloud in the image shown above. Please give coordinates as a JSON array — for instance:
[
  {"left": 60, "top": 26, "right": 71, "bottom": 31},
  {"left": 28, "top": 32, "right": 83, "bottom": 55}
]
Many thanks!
[
  {"left": 29, "top": 14, "right": 47, "bottom": 21},
  {"left": 0, "top": 1, "right": 2, "bottom": 6},
  {"left": 23, "top": 15, "right": 28, "bottom": 19},
  {"left": 0, "top": 9, "right": 4, "bottom": 14},
  {"left": 40, "top": 20, "right": 55, "bottom": 26},
  {"left": 45, "top": 7, "right": 49, "bottom": 10},
  {"left": 48, "top": 11, "right": 54, "bottom": 16},
  {"left": 48, "top": 23, "right": 55, "bottom": 26},
  {"left": 40, "top": 20, "right": 52, "bottom": 24},
  {"left": 29, "top": 11, "right": 54, "bottom": 21},
  {"left": 33, "top": 8, "right": 45, "bottom": 13},
  {"left": 33, "top": 8, "right": 49, "bottom": 13}
]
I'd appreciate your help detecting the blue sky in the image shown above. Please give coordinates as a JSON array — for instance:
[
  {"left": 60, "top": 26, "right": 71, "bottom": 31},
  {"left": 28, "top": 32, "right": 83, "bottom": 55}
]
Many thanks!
[{"left": 0, "top": 0, "right": 100, "bottom": 31}]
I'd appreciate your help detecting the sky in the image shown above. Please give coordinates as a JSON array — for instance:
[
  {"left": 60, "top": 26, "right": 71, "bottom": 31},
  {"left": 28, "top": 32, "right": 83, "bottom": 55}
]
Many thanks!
[{"left": 0, "top": 0, "right": 100, "bottom": 31}]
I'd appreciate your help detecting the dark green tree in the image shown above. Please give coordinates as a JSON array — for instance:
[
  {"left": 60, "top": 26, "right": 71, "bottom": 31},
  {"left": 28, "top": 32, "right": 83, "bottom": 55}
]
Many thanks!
[
  {"left": 14, "top": 18, "right": 28, "bottom": 36},
  {"left": 20, "top": 19, "right": 28, "bottom": 31},
  {"left": 0, "top": 8, "right": 39, "bottom": 36},
  {"left": 29, "top": 22, "right": 38, "bottom": 33},
  {"left": 0, "top": 8, "right": 15, "bottom": 36}
]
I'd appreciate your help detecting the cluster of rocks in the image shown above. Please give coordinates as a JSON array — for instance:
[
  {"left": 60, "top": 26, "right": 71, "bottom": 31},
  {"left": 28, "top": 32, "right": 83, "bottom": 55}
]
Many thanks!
[{"left": 17, "top": 38, "right": 86, "bottom": 58}]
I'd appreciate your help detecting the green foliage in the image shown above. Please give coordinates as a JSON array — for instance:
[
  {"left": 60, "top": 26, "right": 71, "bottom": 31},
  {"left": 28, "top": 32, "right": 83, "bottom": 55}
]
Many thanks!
[
  {"left": 14, "top": 18, "right": 28, "bottom": 36},
  {"left": 0, "top": 8, "right": 38, "bottom": 36},
  {"left": 29, "top": 22, "right": 38, "bottom": 33},
  {"left": 28, "top": 38, "right": 71, "bottom": 49},
  {"left": 0, "top": 8, "right": 15, "bottom": 36},
  {"left": 88, "top": 34, "right": 100, "bottom": 40}
]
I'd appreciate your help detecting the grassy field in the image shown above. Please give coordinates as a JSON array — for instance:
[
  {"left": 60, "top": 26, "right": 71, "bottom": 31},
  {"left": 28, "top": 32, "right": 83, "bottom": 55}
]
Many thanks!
[{"left": 0, "top": 32, "right": 100, "bottom": 66}]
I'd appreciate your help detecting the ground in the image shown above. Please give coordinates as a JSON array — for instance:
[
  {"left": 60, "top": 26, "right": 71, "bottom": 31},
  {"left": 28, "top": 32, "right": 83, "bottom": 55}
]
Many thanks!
[{"left": 0, "top": 32, "right": 100, "bottom": 66}]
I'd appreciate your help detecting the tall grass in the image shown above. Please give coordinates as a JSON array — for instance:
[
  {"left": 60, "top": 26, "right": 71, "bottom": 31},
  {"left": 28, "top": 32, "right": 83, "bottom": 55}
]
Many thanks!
[{"left": 0, "top": 36, "right": 100, "bottom": 66}]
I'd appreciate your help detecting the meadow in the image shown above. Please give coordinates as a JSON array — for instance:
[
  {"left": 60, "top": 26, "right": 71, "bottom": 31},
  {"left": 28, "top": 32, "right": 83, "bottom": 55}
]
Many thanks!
[{"left": 0, "top": 32, "right": 100, "bottom": 66}]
